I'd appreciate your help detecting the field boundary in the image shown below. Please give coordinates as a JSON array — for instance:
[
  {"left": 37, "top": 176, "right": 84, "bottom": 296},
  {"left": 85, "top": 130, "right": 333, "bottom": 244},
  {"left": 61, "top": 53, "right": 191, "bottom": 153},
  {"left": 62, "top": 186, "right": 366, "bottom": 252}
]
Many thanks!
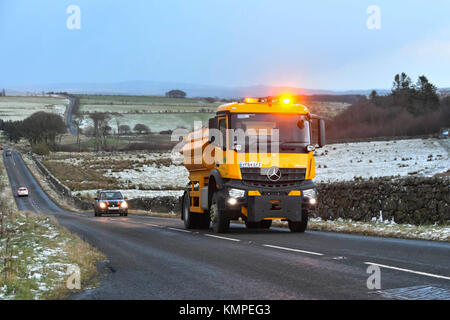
[{"left": 27, "top": 153, "right": 91, "bottom": 211}]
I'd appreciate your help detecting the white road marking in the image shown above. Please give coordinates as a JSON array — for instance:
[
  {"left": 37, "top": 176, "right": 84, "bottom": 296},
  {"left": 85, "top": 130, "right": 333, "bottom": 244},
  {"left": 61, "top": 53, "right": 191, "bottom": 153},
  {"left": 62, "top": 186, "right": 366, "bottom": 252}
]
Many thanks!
[
  {"left": 364, "top": 262, "right": 450, "bottom": 281},
  {"left": 263, "top": 244, "right": 324, "bottom": 256},
  {"left": 205, "top": 234, "right": 241, "bottom": 242},
  {"left": 168, "top": 227, "right": 191, "bottom": 233},
  {"left": 143, "top": 223, "right": 163, "bottom": 227}
]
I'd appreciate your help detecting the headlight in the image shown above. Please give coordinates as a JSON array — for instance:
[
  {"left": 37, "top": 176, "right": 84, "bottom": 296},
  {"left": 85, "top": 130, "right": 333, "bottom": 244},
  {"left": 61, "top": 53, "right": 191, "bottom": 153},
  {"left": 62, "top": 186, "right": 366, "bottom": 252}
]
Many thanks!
[
  {"left": 303, "top": 188, "right": 317, "bottom": 199},
  {"left": 120, "top": 201, "right": 128, "bottom": 209},
  {"left": 228, "top": 188, "right": 245, "bottom": 198},
  {"left": 99, "top": 202, "right": 106, "bottom": 209}
]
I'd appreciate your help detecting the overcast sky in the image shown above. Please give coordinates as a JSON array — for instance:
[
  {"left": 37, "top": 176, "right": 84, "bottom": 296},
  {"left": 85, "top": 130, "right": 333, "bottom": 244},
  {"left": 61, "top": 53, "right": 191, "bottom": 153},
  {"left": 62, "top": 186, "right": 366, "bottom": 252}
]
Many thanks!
[{"left": 0, "top": 0, "right": 449, "bottom": 90}]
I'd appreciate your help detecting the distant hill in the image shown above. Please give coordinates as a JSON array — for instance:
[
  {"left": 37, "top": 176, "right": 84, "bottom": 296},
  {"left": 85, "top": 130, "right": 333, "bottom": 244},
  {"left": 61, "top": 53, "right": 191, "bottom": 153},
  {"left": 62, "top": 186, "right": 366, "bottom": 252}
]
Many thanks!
[{"left": 0, "top": 80, "right": 412, "bottom": 99}]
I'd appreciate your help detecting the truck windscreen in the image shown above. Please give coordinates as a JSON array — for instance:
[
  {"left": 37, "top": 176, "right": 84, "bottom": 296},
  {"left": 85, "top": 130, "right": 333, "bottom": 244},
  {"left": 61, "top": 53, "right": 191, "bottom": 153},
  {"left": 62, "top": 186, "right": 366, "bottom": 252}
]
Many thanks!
[{"left": 230, "top": 113, "right": 311, "bottom": 152}]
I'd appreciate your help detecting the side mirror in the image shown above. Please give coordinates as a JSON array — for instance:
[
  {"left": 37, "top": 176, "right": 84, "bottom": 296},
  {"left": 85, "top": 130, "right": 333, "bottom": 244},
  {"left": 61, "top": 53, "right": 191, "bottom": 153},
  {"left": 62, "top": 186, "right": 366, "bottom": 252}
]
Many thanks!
[{"left": 319, "top": 119, "right": 326, "bottom": 147}]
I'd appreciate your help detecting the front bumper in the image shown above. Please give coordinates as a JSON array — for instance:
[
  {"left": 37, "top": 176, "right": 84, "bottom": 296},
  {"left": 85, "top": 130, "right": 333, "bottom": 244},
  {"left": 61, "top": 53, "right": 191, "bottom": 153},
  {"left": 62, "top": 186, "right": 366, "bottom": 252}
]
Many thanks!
[
  {"left": 98, "top": 207, "right": 128, "bottom": 214},
  {"left": 222, "top": 179, "right": 316, "bottom": 222},
  {"left": 247, "top": 194, "right": 302, "bottom": 222}
]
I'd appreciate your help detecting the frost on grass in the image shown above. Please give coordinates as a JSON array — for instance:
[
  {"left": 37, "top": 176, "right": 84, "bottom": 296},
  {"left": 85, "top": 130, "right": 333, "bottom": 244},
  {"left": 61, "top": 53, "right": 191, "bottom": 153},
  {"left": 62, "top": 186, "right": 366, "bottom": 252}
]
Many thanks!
[
  {"left": 0, "top": 212, "right": 104, "bottom": 300},
  {"left": 305, "top": 218, "right": 450, "bottom": 242}
]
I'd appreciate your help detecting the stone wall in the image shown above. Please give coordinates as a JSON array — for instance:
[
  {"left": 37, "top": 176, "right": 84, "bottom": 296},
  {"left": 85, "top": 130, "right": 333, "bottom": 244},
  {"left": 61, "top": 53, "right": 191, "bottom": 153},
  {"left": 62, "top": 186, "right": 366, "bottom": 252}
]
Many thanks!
[
  {"left": 312, "top": 177, "right": 450, "bottom": 225},
  {"left": 129, "top": 177, "right": 449, "bottom": 225},
  {"left": 30, "top": 155, "right": 92, "bottom": 210},
  {"left": 129, "top": 197, "right": 181, "bottom": 214}
]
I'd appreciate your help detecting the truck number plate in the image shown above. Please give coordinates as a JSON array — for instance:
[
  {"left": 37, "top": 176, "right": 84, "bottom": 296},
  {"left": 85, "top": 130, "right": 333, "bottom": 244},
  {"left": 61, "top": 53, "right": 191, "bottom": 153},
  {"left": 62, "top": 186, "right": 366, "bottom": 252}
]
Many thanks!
[{"left": 240, "top": 162, "right": 261, "bottom": 168}]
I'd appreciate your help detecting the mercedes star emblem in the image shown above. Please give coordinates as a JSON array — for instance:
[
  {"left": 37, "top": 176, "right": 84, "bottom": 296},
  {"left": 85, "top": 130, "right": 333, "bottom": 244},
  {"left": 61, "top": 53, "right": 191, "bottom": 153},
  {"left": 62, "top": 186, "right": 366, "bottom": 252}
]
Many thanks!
[{"left": 267, "top": 166, "right": 282, "bottom": 182}]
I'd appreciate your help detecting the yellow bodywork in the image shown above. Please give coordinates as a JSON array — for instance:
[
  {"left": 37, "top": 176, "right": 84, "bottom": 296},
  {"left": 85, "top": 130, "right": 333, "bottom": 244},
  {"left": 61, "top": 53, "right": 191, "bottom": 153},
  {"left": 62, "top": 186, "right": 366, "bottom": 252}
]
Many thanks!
[{"left": 181, "top": 99, "right": 315, "bottom": 213}]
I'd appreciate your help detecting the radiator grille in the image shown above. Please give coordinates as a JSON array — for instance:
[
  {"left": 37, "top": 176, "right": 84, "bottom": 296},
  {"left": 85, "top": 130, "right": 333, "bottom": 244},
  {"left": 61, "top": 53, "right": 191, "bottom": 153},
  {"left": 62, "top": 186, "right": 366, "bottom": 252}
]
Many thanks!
[{"left": 240, "top": 168, "right": 306, "bottom": 188}]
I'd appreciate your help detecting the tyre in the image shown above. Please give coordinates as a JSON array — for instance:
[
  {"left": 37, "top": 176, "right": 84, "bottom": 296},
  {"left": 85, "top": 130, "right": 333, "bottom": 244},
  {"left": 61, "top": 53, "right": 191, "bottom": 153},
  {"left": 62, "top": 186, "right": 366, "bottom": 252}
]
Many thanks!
[
  {"left": 197, "top": 211, "right": 211, "bottom": 229},
  {"left": 260, "top": 220, "right": 272, "bottom": 229},
  {"left": 210, "top": 192, "right": 229, "bottom": 233},
  {"left": 182, "top": 191, "right": 198, "bottom": 229},
  {"left": 288, "top": 211, "right": 308, "bottom": 233}
]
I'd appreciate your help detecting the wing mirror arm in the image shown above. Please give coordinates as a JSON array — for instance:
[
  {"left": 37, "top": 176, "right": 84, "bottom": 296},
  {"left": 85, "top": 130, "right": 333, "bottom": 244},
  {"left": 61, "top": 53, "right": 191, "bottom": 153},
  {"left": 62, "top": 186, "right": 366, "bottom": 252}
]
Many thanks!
[{"left": 318, "top": 119, "right": 326, "bottom": 148}]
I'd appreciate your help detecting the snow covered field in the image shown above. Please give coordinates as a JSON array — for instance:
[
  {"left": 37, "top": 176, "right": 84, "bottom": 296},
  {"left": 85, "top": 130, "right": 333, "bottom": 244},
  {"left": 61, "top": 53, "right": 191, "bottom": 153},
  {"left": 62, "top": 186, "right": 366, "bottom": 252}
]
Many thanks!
[
  {"left": 314, "top": 138, "right": 449, "bottom": 182},
  {"left": 0, "top": 95, "right": 68, "bottom": 121}
]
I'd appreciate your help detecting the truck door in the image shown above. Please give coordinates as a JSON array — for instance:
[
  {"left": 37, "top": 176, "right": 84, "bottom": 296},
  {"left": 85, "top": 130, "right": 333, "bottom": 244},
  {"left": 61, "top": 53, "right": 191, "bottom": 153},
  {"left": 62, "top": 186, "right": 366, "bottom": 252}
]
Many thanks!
[{"left": 216, "top": 116, "right": 228, "bottom": 170}]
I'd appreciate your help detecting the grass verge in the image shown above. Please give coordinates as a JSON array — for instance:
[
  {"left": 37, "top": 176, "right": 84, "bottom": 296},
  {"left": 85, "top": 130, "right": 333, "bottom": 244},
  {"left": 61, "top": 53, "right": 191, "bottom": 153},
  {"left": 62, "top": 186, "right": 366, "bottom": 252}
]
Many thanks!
[{"left": 0, "top": 151, "right": 105, "bottom": 299}]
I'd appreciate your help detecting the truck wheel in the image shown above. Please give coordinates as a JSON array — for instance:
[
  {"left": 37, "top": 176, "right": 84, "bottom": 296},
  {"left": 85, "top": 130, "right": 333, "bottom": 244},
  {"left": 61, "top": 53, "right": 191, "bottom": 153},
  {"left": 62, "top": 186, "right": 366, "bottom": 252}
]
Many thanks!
[
  {"left": 210, "top": 193, "right": 229, "bottom": 233},
  {"left": 182, "top": 191, "right": 198, "bottom": 229},
  {"left": 288, "top": 213, "right": 308, "bottom": 233},
  {"left": 260, "top": 220, "right": 272, "bottom": 229},
  {"left": 197, "top": 212, "right": 211, "bottom": 229}
]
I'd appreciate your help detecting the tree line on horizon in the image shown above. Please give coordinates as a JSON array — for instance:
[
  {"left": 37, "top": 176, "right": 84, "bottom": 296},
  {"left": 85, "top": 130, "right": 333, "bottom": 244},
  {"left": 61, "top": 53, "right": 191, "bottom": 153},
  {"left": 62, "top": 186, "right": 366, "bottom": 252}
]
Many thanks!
[
  {"left": 0, "top": 112, "right": 66, "bottom": 154},
  {"left": 327, "top": 73, "right": 450, "bottom": 141}
]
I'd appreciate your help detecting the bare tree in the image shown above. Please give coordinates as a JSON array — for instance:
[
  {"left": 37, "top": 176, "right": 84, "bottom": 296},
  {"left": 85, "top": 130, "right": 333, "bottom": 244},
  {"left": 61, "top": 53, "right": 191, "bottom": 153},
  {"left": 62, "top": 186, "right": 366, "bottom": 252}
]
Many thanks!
[
  {"left": 73, "top": 114, "right": 83, "bottom": 152},
  {"left": 133, "top": 123, "right": 150, "bottom": 134},
  {"left": 115, "top": 114, "right": 123, "bottom": 151},
  {"left": 88, "top": 112, "right": 111, "bottom": 152}
]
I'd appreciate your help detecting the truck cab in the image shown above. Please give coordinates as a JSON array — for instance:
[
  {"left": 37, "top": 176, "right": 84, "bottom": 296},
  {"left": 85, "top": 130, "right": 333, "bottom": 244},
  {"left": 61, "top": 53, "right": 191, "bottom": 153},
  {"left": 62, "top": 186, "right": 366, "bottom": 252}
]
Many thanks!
[{"left": 181, "top": 95, "right": 325, "bottom": 233}]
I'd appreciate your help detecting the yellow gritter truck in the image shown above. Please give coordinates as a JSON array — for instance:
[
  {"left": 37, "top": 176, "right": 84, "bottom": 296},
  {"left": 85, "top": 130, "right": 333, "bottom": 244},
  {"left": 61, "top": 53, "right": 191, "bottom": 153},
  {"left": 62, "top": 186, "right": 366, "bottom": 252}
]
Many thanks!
[{"left": 180, "top": 95, "right": 326, "bottom": 233}]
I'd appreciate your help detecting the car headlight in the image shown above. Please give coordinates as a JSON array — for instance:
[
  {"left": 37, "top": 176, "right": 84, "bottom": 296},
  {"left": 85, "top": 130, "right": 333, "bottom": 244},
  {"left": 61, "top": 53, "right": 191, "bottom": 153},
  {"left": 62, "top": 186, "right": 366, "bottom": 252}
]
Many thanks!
[
  {"left": 99, "top": 202, "right": 106, "bottom": 209},
  {"left": 120, "top": 201, "right": 128, "bottom": 209},
  {"left": 303, "top": 188, "right": 317, "bottom": 199},
  {"left": 228, "top": 188, "right": 245, "bottom": 199}
]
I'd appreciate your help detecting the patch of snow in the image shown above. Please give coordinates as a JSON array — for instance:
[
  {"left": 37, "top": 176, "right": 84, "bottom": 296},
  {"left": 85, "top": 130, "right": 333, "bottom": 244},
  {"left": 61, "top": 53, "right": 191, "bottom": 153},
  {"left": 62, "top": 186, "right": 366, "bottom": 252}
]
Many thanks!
[{"left": 315, "top": 138, "right": 449, "bottom": 182}]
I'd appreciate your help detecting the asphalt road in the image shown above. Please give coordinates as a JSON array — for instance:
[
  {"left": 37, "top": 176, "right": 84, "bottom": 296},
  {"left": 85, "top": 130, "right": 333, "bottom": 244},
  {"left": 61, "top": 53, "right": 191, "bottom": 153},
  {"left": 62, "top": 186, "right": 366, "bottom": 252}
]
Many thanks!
[
  {"left": 3, "top": 150, "right": 450, "bottom": 300},
  {"left": 64, "top": 95, "right": 77, "bottom": 136}
]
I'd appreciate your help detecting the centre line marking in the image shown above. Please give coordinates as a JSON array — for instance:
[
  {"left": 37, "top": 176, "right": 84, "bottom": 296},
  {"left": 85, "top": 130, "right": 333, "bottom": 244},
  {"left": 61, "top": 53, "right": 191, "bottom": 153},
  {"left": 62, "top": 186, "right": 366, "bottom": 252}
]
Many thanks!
[
  {"left": 144, "top": 223, "right": 163, "bottom": 227},
  {"left": 205, "top": 234, "right": 241, "bottom": 242},
  {"left": 364, "top": 262, "right": 450, "bottom": 281},
  {"left": 263, "top": 244, "right": 324, "bottom": 256},
  {"left": 168, "top": 227, "right": 191, "bottom": 233}
]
